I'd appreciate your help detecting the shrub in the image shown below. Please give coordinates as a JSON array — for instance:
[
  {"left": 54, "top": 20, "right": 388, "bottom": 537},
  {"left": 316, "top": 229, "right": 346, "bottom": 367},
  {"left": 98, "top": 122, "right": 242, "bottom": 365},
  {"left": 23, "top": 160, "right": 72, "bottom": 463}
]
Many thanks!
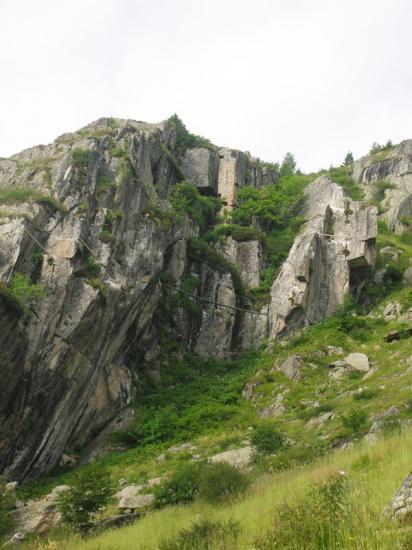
[
  {"left": 0, "top": 477, "right": 14, "bottom": 540},
  {"left": 372, "top": 180, "right": 396, "bottom": 203},
  {"left": 96, "top": 176, "right": 116, "bottom": 194},
  {"left": 255, "top": 473, "right": 349, "bottom": 549},
  {"left": 57, "top": 464, "right": 113, "bottom": 534},
  {"left": 341, "top": 409, "right": 369, "bottom": 437},
  {"left": 158, "top": 519, "right": 240, "bottom": 550},
  {"left": 250, "top": 423, "right": 286, "bottom": 454},
  {"left": 328, "top": 165, "right": 364, "bottom": 201},
  {"left": 77, "top": 253, "right": 101, "bottom": 278},
  {"left": 168, "top": 114, "right": 214, "bottom": 153},
  {"left": 0, "top": 272, "right": 45, "bottom": 317},
  {"left": 169, "top": 182, "right": 220, "bottom": 228},
  {"left": 198, "top": 462, "right": 249, "bottom": 502},
  {"left": 154, "top": 463, "right": 203, "bottom": 508},
  {"left": 188, "top": 238, "right": 245, "bottom": 298},
  {"left": 353, "top": 388, "right": 377, "bottom": 400},
  {"left": 36, "top": 194, "right": 67, "bottom": 214},
  {"left": 71, "top": 148, "right": 92, "bottom": 168},
  {"left": 112, "top": 146, "right": 129, "bottom": 160}
]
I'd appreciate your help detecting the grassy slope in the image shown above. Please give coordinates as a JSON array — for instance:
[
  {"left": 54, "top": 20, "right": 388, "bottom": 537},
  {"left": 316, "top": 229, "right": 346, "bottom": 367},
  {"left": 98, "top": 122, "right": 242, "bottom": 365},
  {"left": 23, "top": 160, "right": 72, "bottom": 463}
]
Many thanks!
[
  {"left": 28, "top": 430, "right": 412, "bottom": 549},
  {"left": 15, "top": 165, "right": 412, "bottom": 548}
]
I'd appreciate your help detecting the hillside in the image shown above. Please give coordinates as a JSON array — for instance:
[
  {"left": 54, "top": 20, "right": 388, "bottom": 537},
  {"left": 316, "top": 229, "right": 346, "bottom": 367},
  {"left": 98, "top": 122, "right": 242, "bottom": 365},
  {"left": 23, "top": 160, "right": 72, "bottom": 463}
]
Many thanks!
[{"left": 0, "top": 118, "right": 411, "bottom": 547}]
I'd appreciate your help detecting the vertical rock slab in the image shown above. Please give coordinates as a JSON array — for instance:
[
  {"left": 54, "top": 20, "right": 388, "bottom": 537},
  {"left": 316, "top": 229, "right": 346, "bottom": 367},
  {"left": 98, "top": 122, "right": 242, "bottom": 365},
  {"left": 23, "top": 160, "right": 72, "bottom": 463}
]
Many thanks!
[
  {"left": 180, "top": 147, "right": 220, "bottom": 194},
  {"left": 268, "top": 176, "right": 377, "bottom": 338}
]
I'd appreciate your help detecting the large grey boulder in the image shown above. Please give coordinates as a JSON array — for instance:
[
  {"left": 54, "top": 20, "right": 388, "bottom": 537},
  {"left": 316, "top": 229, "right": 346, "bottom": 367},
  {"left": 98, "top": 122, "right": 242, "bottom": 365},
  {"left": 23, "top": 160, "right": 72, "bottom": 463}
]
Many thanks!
[
  {"left": 209, "top": 446, "right": 253, "bottom": 471},
  {"left": 13, "top": 485, "right": 70, "bottom": 535},
  {"left": 268, "top": 176, "right": 377, "bottom": 338},
  {"left": 388, "top": 471, "right": 412, "bottom": 519},
  {"left": 274, "top": 355, "right": 303, "bottom": 381},
  {"left": 118, "top": 493, "right": 154, "bottom": 512},
  {"left": 329, "top": 353, "right": 370, "bottom": 379}
]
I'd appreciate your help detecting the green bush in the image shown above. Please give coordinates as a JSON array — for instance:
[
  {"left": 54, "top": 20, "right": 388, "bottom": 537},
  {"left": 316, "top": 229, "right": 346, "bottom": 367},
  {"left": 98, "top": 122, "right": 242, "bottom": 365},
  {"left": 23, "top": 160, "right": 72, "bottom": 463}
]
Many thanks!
[
  {"left": 353, "top": 388, "right": 377, "bottom": 400},
  {"left": 154, "top": 463, "right": 203, "bottom": 508},
  {"left": 372, "top": 180, "right": 396, "bottom": 203},
  {"left": 71, "top": 148, "right": 92, "bottom": 168},
  {"left": 168, "top": 114, "right": 214, "bottom": 154},
  {"left": 255, "top": 473, "right": 349, "bottom": 549},
  {"left": 0, "top": 186, "right": 66, "bottom": 213},
  {"left": 328, "top": 165, "right": 364, "bottom": 201},
  {"left": 208, "top": 223, "right": 263, "bottom": 243},
  {"left": 198, "top": 462, "right": 248, "bottom": 503},
  {"left": 112, "top": 146, "right": 129, "bottom": 160},
  {"left": 0, "top": 272, "right": 45, "bottom": 317},
  {"left": 158, "top": 519, "right": 240, "bottom": 550},
  {"left": 36, "top": 194, "right": 67, "bottom": 214},
  {"left": 57, "top": 464, "right": 113, "bottom": 534},
  {"left": 250, "top": 423, "right": 286, "bottom": 454},
  {"left": 169, "top": 182, "right": 220, "bottom": 228},
  {"left": 0, "top": 478, "right": 14, "bottom": 541},
  {"left": 341, "top": 409, "right": 369, "bottom": 437},
  {"left": 96, "top": 176, "right": 116, "bottom": 194}
]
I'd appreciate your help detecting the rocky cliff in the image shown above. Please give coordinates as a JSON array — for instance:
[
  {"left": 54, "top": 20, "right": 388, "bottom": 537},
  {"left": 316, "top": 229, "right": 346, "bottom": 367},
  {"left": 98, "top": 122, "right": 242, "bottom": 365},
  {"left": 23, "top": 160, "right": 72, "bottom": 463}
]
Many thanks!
[
  {"left": 0, "top": 117, "right": 378, "bottom": 481},
  {"left": 353, "top": 139, "right": 412, "bottom": 233}
]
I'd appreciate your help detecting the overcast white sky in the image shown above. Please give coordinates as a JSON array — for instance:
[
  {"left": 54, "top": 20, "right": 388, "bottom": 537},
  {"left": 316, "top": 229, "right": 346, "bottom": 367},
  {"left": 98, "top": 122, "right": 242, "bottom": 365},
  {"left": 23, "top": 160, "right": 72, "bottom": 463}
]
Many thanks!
[{"left": 1, "top": 0, "right": 411, "bottom": 172}]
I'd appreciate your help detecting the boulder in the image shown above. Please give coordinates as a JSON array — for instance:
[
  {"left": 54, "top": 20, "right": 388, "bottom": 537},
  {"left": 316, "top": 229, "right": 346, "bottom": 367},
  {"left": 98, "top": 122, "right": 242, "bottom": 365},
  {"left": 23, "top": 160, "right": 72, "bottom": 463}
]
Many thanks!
[
  {"left": 259, "top": 393, "right": 286, "bottom": 418},
  {"left": 275, "top": 355, "right": 303, "bottom": 381},
  {"left": 329, "top": 353, "right": 370, "bottom": 378},
  {"left": 380, "top": 246, "right": 400, "bottom": 261},
  {"left": 116, "top": 484, "right": 145, "bottom": 500},
  {"left": 388, "top": 472, "right": 412, "bottom": 518},
  {"left": 13, "top": 485, "right": 70, "bottom": 535},
  {"left": 344, "top": 353, "right": 370, "bottom": 372},
  {"left": 118, "top": 493, "right": 154, "bottom": 512},
  {"left": 382, "top": 301, "right": 402, "bottom": 319},
  {"left": 208, "top": 446, "right": 253, "bottom": 471},
  {"left": 403, "top": 267, "right": 412, "bottom": 285}
]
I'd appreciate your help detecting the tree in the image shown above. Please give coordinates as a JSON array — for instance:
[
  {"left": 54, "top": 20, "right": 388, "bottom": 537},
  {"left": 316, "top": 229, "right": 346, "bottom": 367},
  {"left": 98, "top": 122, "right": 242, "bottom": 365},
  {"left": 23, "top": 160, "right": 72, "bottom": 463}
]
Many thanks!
[
  {"left": 57, "top": 465, "right": 113, "bottom": 534},
  {"left": 279, "top": 152, "right": 297, "bottom": 177},
  {"left": 343, "top": 152, "right": 354, "bottom": 165}
]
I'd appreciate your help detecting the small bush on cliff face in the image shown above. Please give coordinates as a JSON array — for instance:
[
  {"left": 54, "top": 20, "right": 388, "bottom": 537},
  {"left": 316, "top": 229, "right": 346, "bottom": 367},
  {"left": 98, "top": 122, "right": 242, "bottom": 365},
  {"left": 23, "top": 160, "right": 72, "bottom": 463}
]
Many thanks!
[
  {"left": 168, "top": 114, "right": 213, "bottom": 153},
  {"left": 0, "top": 478, "right": 14, "bottom": 540},
  {"left": 0, "top": 272, "right": 45, "bottom": 317},
  {"left": 57, "top": 465, "right": 113, "bottom": 534},
  {"left": 169, "top": 182, "right": 220, "bottom": 228}
]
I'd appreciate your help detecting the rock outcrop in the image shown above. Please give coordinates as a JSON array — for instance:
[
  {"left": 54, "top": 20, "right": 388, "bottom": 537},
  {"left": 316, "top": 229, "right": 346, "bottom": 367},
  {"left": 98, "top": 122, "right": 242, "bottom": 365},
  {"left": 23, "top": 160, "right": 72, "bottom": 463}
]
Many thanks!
[
  {"left": 353, "top": 140, "right": 412, "bottom": 232},
  {"left": 0, "top": 118, "right": 378, "bottom": 482},
  {"left": 268, "top": 176, "right": 377, "bottom": 338}
]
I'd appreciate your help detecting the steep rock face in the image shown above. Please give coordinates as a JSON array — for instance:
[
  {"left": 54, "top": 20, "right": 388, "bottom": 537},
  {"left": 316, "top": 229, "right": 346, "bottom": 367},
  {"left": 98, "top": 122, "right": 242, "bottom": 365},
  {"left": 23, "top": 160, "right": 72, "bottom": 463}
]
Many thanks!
[
  {"left": 0, "top": 118, "right": 197, "bottom": 480},
  {"left": 353, "top": 140, "right": 412, "bottom": 232},
  {"left": 180, "top": 147, "right": 220, "bottom": 194},
  {"left": 0, "top": 118, "right": 378, "bottom": 481},
  {"left": 268, "top": 177, "right": 377, "bottom": 338},
  {"left": 0, "top": 118, "right": 275, "bottom": 480}
]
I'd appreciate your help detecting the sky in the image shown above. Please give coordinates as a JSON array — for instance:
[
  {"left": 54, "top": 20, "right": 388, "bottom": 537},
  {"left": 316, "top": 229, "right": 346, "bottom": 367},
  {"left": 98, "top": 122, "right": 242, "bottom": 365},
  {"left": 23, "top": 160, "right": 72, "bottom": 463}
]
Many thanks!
[{"left": 1, "top": 0, "right": 411, "bottom": 172}]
